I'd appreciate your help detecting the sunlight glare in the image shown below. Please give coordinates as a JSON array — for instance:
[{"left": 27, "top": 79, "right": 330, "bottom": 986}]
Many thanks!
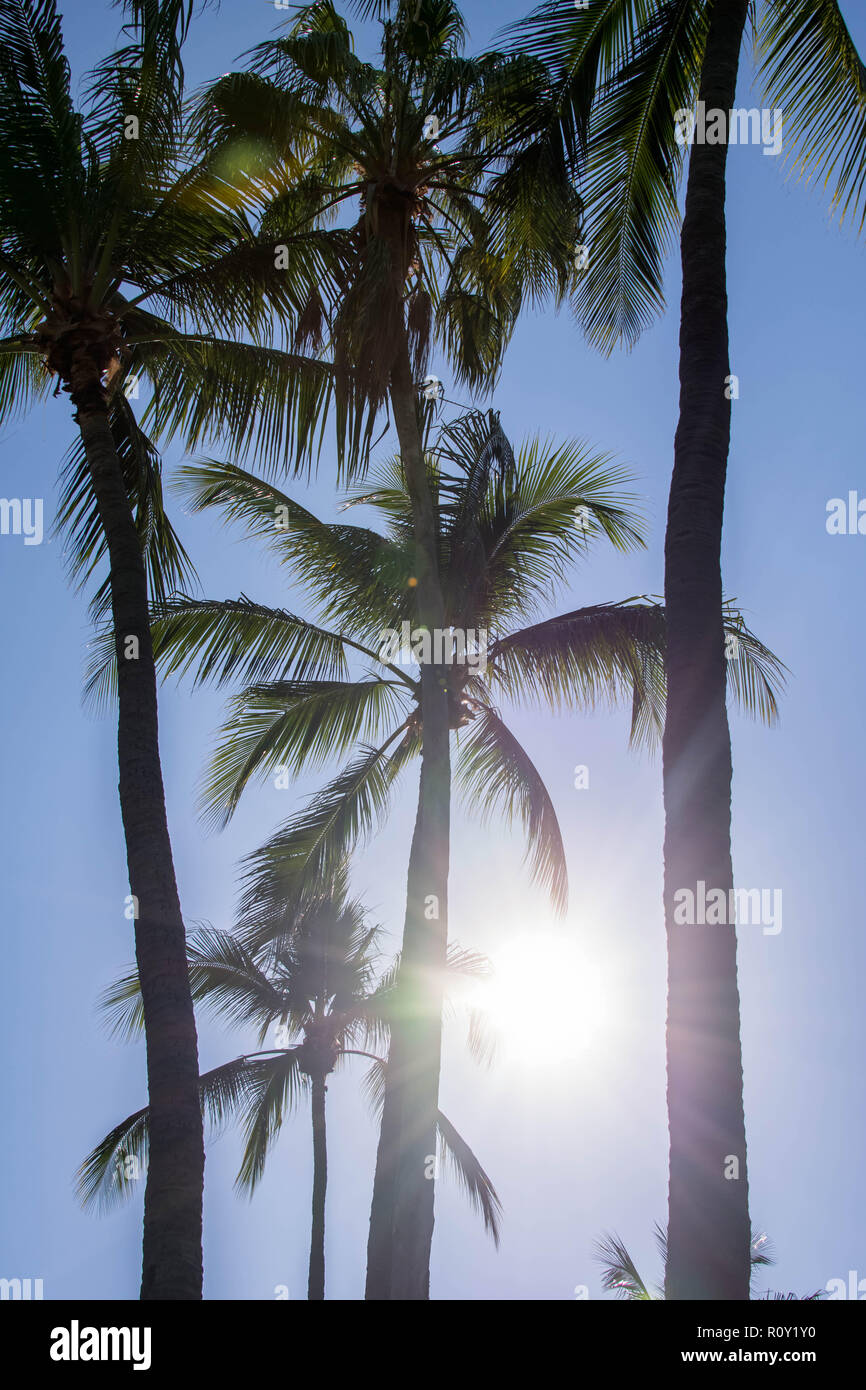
[{"left": 468, "top": 931, "right": 610, "bottom": 1067}]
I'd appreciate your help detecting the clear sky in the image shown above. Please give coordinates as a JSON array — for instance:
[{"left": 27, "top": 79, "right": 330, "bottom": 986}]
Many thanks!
[{"left": 1, "top": 0, "right": 864, "bottom": 1301}]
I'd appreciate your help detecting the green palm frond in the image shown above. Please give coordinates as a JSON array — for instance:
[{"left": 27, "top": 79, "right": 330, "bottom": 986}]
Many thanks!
[
  {"left": 0, "top": 0, "right": 82, "bottom": 256},
  {"left": 722, "top": 610, "right": 787, "bottom": 726},
  {"left": 485, "top": 598, "right": 784, "bottom": 740},
  {"left": 76, "top": 1103, "right": 150, "bottom": 1214},
  {"left": 477, "top": 437, "right": 645, "bottom": 627},
  {"left": 152, "top": 597, "right": 357, "bottom": 689},
  {"left": 485, "top": 600, "right": 664, "bottom": 721},
  {"left": 501, "top": 0, "right": 707, "bottom": 350},
  {"left": 138, "top": 333, "right": 373, "bottom": 479},
  {"left": 186, "top": 927, "right": 289, "bottom": 1040},
  {"left": 98, "top": 966, "right": 146, "bottom": 1042},
  {"left": 175, "top": 458, "right": 414, "bottom": 636},
  {"left": 757, "top": 0, "right": 866, "bottom": 232},
  {"left": 0, "top": 337, "right": 49, "bottom": 418},
  {"left": 78, "top": 1050, "right": 308, "bottom": 1212},
  {"left": 232, "top": 1050, "right": 308, "bottom": 1194},
  {"left": 570, "top": 0, "right": 706, "bottom": 351},
  {"left": 82, "top": 597, "right": 362, "bottom": 712},
  {"left": 55, "top": 391, "right": 196, "bottom": 619},
  {"left": 199, "top": 676, "right": 411, "bottom": 829}
]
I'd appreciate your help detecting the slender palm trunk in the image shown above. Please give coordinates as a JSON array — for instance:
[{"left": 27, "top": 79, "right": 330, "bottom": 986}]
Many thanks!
[
  {"left": 365, "top": 337, "right": 451, "bottom": 1300},
  {"left": 75, "top": 401, "right": 204, "bottom": 1301},
  {"left": 308, "top": 1074, "right": 328, "bottom": 1301},
  {"left": 662, "top": 0, "right": 752, "bottom": 1301}
]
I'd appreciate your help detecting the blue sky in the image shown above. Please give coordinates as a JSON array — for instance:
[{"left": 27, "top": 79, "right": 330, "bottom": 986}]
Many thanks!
[{"left": 1, "top": 0, "right": 864, "bottom": 1301}]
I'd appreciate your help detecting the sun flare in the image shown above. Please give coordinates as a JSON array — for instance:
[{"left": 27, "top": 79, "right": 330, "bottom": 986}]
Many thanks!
[{"left": 463, "top": 931, "right": 610, "bottom": 1067}]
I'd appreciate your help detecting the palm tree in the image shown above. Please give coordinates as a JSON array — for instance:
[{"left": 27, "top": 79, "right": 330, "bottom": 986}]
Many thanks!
[
  {"left": 0, "top": 0, "right": 357, "bottom": 1299},
  {"left": 503, "top": 0, "right": 865, "bottom": 1298},
  {"left": 78, "top": 883, "right": 502, "bottom": 1301},
  {"left": 87, "top": 409, "right": 783, "bottom": 1297},
  {"left": 595, "top": 1226, "right": 822, "bottom": 1301},
  {"left": 185, "top": 2, "right": 581, "bottom": 1294}
]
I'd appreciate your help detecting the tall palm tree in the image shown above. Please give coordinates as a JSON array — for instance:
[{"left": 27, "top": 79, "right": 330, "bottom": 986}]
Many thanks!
[
  {"left": 0, "top": 0, "right": 351, "bottom": 1298},
  {"left": 185, "top": 1, "right": 581, "bottom": 1294},
  {"left": 87, "top": 409, "right": 783, "bottom": 1297},
  {"left": 78, "top": 886, "right": 502, "bottom": 1300},
  {"left": 504, "top": 0, "right": 865, "bottom": 1298}
]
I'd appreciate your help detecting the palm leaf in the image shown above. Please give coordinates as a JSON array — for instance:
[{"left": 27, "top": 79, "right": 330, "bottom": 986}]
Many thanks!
[
  {"left": 455, "top": 701, "right": 567, "bottom": 913},
  {"left": 200, "top": 676, "right": 411, "bottom": 829},
  {"left": 236, "top": 726, "right": 419, "bottom": 949},
  {"left": 757, "top": 0, "right": 866, "bottom": 232}
]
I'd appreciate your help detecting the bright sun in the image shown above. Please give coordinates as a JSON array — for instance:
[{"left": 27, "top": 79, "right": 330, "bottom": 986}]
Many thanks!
[{"left": 463, "top": 931, "right": 610, "bottom": 1067}]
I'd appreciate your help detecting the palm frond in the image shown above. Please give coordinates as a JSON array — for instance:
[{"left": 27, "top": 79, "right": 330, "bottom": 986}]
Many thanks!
[
  {"left": 199, "top": 676, "right": 411, "bottom": 829},
  {"left": 455, "top": 702, "right": 567, "bottom": 913},
  {"left": 757, "top": 0, "right": 866, "bottom": 232},
  {"left": 55, "top": 392, "right": 196, "bottom": 620},
  {"left": 236, "top": 727, "right": 419, "bottom": 948},
  {"left": 436, "top": 1107, "right": 502, "bottom": 1246},
  {"left": 595, "top": 1230, "right": 659, "bottom": 1299}
]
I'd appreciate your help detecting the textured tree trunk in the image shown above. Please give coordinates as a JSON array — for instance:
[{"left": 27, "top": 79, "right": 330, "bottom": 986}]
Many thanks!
[
  {"left": 308, "top": 1074, "right": 328, "bottom": 1301},
  {"left": 365, "top": 338, "right": 451, "bottom": 1301},
  {"left": 663, "top": 0, "right": 752, "bottom": 1301},
  {"left": 75, "top": 403, "right": 204, "bottom": 1301}
]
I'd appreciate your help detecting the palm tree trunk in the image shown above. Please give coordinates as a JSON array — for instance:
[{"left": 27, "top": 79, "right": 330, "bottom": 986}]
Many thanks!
[
  {"left": 662, "top": 0, "right": 752, "bottom": 1301},
  {"left": 308, "top": 1074, "right": 327, "bottom": 1301},
  {"left": 75, "top": 402, "right": 204, "bottom": 1301},
  {"left": 365, "top": 337, "right": 451, "bottom": 1300}
]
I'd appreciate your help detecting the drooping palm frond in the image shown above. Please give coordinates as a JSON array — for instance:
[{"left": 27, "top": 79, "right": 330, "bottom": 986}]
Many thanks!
[
  {"left": 567, "top": 0, "right": 707, "bottom": 352},
  {"left": 76, "top": 1103, "right": 150, "bottom": 1213},
  {"left": 454, "top": 702, "right": 567, "bottom": 914},
  {"left": 198, "top": 676, "right": 412, "bottom": 830},
  {"left": 500, "top": 0, "right": 708, "bottom": 351},
  {"left": 185, "top": 927, "right": 289, "bottom": 1042},
  {"left": 235, "top": 727, "right": 419, "bottom": 949},
  {"left": 351, "top": 1050, "right": 502, "bottom": 1244},
  {"left": 232, "top": 1050, "right": 308, "bottom": 1194},
  {"left": 721, "top": 606, "right": 787, "bottom": 726},
  {"left": 435, "top": 1107, "right": 502, "bottom": 1246},
  {"left": 99, "top": 966, "right": 146, "bottom": 1042},
  {"left": 55, "top": 391, "right": 196, "bottom": 619},
  {"left": 0, "top": 336, "right": 49, "bottom": 417},
  {"left": 484, "top": 600, "right": 666, "bottom": 724},
  {"left": 77, "top": 1050, "right": 308, "bottom": 1210},
  {"left": 757, "top": 0, "right": 866, "bottom": 233},
  {"left": 138, "top": 332, "right": 375, "bottom": 479},
  {"left": 485, "top": 597, "right": 785, "bottom": 742},
  {"left": 0, "top": 0, "right": 83, "bottom": 258}
]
